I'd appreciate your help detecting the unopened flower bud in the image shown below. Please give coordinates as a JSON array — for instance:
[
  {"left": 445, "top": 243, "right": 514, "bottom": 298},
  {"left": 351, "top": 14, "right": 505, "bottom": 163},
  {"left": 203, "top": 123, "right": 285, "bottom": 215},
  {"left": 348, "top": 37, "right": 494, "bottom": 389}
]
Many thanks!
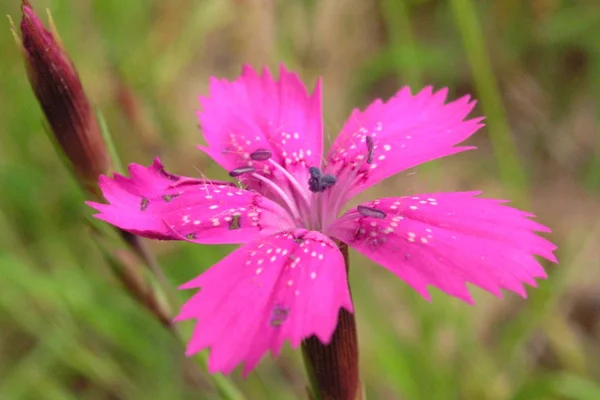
[{"left": 19, "top": 0, "right": 109, "bottom": 196}]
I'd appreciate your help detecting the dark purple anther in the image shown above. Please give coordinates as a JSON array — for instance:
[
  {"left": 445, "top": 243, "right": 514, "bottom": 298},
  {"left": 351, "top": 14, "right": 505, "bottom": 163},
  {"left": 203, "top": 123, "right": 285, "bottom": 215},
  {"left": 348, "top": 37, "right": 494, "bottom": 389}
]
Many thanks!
[
  {"left": 320, "top": 174, "right": 337, "bottom": 190},
  {"left": 308, "top": 166, "right": 323, "bottom": 192},
  {"left": 250, "top": 149, "right": 272, "bottom": 161},
  {"left": 308, "top": 166, "right": 337, "bottom": 193},
  {"left": 229, "top": 166, "right": 256, "bottom": 177},
  {"left": 357, "top": 205, "right": 386, "bottom": 219},
  {"left": 365, "top": 136, "right": 374, "bottom": 164}
]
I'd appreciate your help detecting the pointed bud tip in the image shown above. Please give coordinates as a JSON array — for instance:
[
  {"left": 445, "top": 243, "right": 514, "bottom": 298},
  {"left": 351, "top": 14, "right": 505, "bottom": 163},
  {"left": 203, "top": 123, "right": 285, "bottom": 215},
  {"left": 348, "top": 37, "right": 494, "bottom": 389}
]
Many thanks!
[
  {"left": 20, "top": 1, "right": 36, "bottom": 28},
  {"left": 18, "top": 1, "right": 110, "bottom": 196}
]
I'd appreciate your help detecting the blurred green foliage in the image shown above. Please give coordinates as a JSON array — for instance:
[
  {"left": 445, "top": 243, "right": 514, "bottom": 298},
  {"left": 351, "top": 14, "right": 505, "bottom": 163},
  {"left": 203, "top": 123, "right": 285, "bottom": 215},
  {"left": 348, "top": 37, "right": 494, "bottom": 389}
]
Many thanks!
[{"left": 1, "top": 0, "right": 600, "bottom": 399}]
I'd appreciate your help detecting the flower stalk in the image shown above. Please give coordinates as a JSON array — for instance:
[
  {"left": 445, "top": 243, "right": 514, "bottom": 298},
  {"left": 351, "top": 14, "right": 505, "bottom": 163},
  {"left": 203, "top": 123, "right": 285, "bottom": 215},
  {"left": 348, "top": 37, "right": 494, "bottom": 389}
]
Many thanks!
[{"left": 302, "top": 242, "right": 362, "bottom": 400}]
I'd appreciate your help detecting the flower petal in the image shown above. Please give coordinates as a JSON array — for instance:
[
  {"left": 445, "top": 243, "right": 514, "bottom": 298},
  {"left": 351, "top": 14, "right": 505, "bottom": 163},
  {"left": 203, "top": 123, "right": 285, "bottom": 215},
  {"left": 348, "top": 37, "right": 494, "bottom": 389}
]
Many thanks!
[
  {"left": 87, "top": 158, "right": 294, "bottom": 244},
  {"left": 197, "top": 65, "right": 323, "bottom": 193},
  {"left": 328, "top": 192, "right": 557, "bottom": 303},
  {"left": 323, "top": 87, "right": 483, "bottom": 212},
  {"left": 175, "top": 229, "right": 352, "bottom": 375}
]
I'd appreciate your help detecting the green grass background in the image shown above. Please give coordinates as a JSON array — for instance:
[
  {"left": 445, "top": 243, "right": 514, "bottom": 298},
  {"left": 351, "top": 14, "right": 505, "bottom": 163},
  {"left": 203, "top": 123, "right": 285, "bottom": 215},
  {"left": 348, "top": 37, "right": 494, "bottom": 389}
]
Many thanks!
[{"left": 1, "top": 0, "right": 600, "bottom": 399}]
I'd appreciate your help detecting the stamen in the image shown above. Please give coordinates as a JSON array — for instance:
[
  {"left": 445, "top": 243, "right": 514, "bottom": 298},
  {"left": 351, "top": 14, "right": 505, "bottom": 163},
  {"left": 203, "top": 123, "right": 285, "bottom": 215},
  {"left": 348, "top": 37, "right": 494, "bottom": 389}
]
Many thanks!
[
  {"left": 266, "top": 159, "right": 309, "bottom": 201},
  {"left": 308, "top": 166, "right": 322, "bottom": 193},
  {"left": 357, "top": 205, "right": 386, "bottom": 219},
  {"left": 250, "top": 149, "right": 272, "bottom": 161},
  {"left": 324, "top": 135, "right": 376, "bottom": 226},
  {"left": 320, "top": 174, "right": 337, "bottom": 190},
  {"left": 229, "top": 166, "right": 255, "bottom": 177},
  {"left": 239, "top": 155, "right": 312, "bottom": 228},
  {"left": 250, "top": 172, "right": 301, "bottom": 222},
  {"left": 366, "top": 136, "right": 374, "bottom": 164},
  {"left": 308, "top": 166, "right": 337, "bottom": 193},
  {"left": 309, "top": 166, "right": 322, "bottom": 179}
]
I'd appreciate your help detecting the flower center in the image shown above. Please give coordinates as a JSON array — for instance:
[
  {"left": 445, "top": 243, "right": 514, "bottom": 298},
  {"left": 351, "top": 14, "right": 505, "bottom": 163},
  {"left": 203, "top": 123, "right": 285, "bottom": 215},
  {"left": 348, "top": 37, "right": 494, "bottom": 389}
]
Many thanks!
[
  {"left": 229, "top": 149, "right": 314, "bottom": 229},
  {"left": 228, "top": 137, "right": 375, "bottom": 232}
]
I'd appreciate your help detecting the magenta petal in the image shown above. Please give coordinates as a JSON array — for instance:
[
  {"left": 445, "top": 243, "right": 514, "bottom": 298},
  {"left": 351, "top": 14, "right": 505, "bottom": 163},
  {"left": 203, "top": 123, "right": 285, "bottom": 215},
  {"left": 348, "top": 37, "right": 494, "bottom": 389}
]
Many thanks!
[
  {"left": 328, "top": 192, "right": 557, "bottom": 303},
  {"left": 87, "top": 158, "right": 294, "bottom": 244},
  {"left": 324, "top": 87, "right": 483, "bottom": 206},
  {"left": 197, "top": 65, "right": 323, "bottom": 192},
  {"left": 175, "top": 229, "right": 352, "bottom": 375}
]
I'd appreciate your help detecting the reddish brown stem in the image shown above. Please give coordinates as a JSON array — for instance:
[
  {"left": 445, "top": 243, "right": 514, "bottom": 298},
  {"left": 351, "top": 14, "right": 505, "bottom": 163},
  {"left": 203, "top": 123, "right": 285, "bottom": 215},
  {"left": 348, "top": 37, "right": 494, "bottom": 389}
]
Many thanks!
[{"left": 301, "top": 242, "right": 361, "bottom": 400}]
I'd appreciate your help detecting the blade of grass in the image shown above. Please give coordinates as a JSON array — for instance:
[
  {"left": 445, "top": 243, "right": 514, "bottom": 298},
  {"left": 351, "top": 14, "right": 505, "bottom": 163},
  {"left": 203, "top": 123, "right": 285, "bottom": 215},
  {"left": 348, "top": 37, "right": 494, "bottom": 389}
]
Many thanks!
[
  {"left": 96, "top": 108, "right": 124, "bottom": 174},
  {"left": 449, "top": 0, "right": 527, "bottom": 200},
  {"left": 380, "top": 0, "right": 422, "bottom": 89},
  {"left": 380, "top": 0, "right": 441, "bottom": 188}
]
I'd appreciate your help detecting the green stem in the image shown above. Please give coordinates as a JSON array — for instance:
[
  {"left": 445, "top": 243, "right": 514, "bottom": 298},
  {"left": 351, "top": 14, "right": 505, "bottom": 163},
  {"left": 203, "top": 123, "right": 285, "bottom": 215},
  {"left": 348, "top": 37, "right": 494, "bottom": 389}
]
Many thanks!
[
  {"left": 449, "top": 0, "right": 527, "bottom": 200},
  {"left": 95, "top": 108, "right": 124, "bottom": 175}
]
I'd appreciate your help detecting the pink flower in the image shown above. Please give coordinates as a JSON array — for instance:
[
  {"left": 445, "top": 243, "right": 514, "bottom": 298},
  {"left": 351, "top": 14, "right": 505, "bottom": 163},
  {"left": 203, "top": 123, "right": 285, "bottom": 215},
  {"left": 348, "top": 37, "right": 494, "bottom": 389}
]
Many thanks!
[{"left": 88, "top": 65, "right": 557, "bottom": 375}]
